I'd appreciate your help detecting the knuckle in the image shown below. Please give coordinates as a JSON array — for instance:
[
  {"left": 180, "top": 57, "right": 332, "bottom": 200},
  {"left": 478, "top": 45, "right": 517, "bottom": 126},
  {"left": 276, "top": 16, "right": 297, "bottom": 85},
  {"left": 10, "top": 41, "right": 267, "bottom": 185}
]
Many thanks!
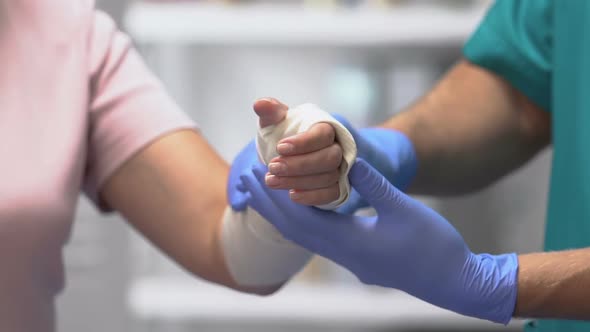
[
  {"left": 294, "top": 152, "right": 330, "bottom": 175},
  {"left": 314, "top": 123, "right": 336, "bottom": 145},
  {"left": 327, "top": 144, "right": 343, "bottom": 167},
  {"left": 280, "top": 158, "right": 298, "bottom": 175},
  {"left": 271, "top": 177, "right": 288, "bottom": 188},
  {"left": 295, "top": 156, "right": 315, "bottom": 174}
]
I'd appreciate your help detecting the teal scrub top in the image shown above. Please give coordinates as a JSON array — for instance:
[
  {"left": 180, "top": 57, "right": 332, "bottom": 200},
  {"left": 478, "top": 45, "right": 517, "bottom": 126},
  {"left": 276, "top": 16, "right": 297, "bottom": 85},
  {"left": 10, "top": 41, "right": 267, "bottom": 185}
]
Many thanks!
[{"left": 464, "top": 0, "right": 590, "bottom": 331}]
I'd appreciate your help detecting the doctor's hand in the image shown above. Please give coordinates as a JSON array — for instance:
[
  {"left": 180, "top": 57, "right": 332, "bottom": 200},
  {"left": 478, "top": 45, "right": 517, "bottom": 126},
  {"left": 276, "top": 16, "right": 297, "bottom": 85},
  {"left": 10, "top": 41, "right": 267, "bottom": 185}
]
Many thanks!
[
  {"left": 330, "top": 115, "right": 418, "bottom": 214},
  {"left": 228, "top": 98, "right": 343, "bottom": 210},
  {"left": 240, "top": 159, "right": 518, "bottom": 324}
]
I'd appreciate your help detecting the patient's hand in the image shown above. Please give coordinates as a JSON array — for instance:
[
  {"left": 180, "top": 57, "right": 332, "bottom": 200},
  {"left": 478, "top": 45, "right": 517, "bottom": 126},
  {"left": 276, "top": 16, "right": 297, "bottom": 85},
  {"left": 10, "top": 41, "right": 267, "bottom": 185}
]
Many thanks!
[
  {"left": 228, "top": 97, "right": 343, "bottom": 210},
  {"left": 255, "top": 98, "right": 343, "bottom": 206}
]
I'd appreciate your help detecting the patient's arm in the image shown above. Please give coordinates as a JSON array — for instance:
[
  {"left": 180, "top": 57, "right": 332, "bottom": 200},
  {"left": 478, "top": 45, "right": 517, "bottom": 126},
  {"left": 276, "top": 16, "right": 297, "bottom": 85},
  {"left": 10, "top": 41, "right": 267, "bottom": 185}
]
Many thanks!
[
  {"left": 87, "top": 12, "right": 338, "bottom": 294},
  {"left": 101, "top": 129, "right": 285, "bottom": 293}
]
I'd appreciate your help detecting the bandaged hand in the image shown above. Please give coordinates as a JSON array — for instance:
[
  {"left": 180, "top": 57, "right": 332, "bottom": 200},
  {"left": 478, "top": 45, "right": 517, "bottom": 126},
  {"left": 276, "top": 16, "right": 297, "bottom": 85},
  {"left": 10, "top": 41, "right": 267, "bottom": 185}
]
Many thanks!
[
  {"left": 228, "top": 98, "right": 352, "bottom": 209},
  {"left": 222, "top": 98, "right": 356, "bottom": 287},
  {"left": 256, "top": 102, "right": 356, "bottom": 210}
]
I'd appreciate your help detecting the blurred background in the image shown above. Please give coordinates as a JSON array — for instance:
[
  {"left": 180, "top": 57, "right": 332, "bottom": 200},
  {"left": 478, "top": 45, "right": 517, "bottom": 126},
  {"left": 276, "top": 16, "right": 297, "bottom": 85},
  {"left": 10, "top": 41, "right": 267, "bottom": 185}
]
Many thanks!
[{"left": 57, "top": 0, "right": 551, "bottom": 331}]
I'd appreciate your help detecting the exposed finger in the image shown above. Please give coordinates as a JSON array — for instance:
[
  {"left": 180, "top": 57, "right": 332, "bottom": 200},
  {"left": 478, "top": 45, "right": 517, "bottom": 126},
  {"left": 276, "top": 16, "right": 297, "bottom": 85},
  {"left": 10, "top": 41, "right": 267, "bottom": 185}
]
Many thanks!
[
  {"left": 277, "top": 123, "right": 336, "bottom": 156},
  {"left": 348, "top": 159, "right": 400, "bottom": 213},
  {"left": 268, "top": 143, "right": 342, "bottom": 176},
  {"left": 252, "top": 166, "right": 335, "bottom": 228},
  {"left": 253, "top": 97, "right": 289, "bottom": 128},
  {"left": 265, "top": 170, "right": 340, "bottom": 190},
  {"left": 289, "top": 184, "right": 340, "bottom": 207}
]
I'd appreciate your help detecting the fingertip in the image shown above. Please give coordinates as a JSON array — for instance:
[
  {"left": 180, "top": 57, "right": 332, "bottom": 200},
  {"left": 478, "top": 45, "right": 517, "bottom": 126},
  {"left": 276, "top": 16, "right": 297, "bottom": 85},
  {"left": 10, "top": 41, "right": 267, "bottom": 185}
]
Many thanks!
[
  {"left": 253, "top": 162, "right": 268, "bottom": 172},
  {"left": 254, "top": 97, "right": 274, "bottom": 104},
  {"left": 252, "top": 97, "right": 275, "bottom": 112},
  {"left": 277, "top": 122, "right": 336, "bottom": 156},
  {"left": 245, "top": 139, "right": 257, "bottom": 150},
  {"left": 288, "top": 189, "right": 302, "bottom": 203},
  {"left": 274, "top": 139, "right": 300, "bottom": 156},
  {"left": 232, "top": 197, "right": 249, "bottom": 211},
  {"left": 251, "top": 164, "right": 269, "bottom": 181},
  {"left": 253, "top": 97, "right": 288, "bottom": 128}
]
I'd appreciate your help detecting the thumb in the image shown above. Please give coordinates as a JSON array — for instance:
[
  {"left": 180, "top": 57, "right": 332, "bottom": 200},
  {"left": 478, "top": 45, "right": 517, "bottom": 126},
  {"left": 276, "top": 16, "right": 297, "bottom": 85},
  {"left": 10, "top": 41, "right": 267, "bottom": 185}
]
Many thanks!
[
  {"left": 348, "top": 159, "right": 401, "bottom": 213},
  {"left": 253, "top": 97, "right": 288, "bottom": 128}
]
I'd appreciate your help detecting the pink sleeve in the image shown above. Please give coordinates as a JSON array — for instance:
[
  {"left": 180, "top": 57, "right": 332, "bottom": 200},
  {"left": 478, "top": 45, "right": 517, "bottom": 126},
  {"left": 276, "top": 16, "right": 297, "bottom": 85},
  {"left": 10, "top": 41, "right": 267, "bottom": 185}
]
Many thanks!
[{"left": 84, "top": 11, "right": 197, "bottom": 211}]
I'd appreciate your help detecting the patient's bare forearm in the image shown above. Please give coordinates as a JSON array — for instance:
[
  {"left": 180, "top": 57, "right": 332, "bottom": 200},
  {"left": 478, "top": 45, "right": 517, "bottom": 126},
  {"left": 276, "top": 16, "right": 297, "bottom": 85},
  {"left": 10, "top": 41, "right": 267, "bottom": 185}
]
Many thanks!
[{"left": 101, "top": 130, "right": 281, "bottom": 294}]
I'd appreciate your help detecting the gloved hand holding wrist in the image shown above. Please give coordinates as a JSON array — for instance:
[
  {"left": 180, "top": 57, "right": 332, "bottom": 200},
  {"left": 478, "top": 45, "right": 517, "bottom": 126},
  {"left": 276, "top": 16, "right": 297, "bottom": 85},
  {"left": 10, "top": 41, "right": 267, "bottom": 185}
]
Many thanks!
[
  {"left": 356, "top": 127, "right": 417, "bottom": 190},
  {"left": 240, "top": 159, "right": 518, "bottom": 324},
  {"left": 331, "top": 114, "right": 418, "bottom": 213}
]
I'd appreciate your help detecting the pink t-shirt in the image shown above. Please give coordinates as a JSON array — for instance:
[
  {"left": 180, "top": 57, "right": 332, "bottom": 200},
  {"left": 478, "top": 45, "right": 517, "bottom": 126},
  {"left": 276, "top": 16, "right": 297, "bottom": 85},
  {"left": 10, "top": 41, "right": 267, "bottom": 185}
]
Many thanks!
[{"left": 0, "top": 2, "right": 195, "bottom": 331}]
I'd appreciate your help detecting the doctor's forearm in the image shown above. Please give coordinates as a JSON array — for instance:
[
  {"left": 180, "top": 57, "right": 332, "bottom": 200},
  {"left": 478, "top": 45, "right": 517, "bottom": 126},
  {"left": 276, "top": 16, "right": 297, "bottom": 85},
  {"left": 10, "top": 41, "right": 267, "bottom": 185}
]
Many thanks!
[
  {"left": 515, "top": 248, "right": 590, "bottom": 320},
  {"left": 380, "top": 60, "right": 550, "bottom": 195}
]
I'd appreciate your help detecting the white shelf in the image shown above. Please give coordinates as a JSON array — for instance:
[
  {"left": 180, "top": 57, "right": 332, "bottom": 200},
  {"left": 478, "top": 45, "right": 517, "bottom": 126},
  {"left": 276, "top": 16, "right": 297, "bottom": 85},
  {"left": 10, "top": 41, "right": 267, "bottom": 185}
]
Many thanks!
[
  {"left": 128, "top": 276, "right": 523, "bottom": 329},
  {"left": 124, "top": 3, "right": 487, "bottom": 47}
]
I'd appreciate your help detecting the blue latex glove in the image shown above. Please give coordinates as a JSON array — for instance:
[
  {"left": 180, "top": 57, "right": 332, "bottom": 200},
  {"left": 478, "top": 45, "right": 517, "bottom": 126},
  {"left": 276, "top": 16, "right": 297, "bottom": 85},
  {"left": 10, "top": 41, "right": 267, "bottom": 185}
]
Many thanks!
[
  {"left": 227, "top": 140, "right": 261, "bottom": 211},
  {"left": 240, "top": 159, "right": 518, "bottom": 324},
  {"left": 331, "top": 114, "right": 418, "bottom": 214}
]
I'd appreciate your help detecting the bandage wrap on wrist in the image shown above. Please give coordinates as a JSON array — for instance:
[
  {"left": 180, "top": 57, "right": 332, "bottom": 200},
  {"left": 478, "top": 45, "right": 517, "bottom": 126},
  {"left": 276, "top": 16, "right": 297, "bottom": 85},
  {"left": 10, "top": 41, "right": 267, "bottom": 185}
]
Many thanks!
[
  {"left": 221, "top": 103, "right": 356, "bottom": 287},
  {"left": 221, "top": 206, "right": 312, "bottom": 287},
  {"left": 256, "top": 103, "right": 357, "bottom": 210}
]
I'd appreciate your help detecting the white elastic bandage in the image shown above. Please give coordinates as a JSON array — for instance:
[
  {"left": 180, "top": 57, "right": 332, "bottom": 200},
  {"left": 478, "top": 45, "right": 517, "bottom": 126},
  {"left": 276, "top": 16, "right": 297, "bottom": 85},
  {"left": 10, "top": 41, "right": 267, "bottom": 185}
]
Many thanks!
[
  {"left": 221, "top": 103, "right": 356, "bottom": 287},
  {"left": 221, "top": 206, "right": 312, "bottom": 287},
  {"left": 256, "top": 103, "right": 357, "bottom": 210}
]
